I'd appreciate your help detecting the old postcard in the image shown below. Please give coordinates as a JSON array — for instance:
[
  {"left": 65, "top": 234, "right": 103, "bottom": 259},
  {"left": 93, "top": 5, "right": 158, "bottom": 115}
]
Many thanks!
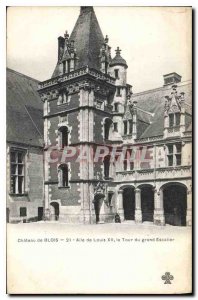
[{"left": 6, "top": 6, "right": 192, "bottom": 294}]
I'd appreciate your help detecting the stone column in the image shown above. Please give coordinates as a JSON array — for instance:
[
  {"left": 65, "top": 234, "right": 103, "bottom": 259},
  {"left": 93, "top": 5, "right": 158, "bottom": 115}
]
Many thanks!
[
  {"left": 135, "top": 188, "right": 142, "bottom": 223},
  {"left": 117, "top": 190, "right": 124, "bottom": 221},
  {"left": 153, "top": 188, "right": 165, "bottom": 225},
  {"left": 186, "top": 188, "right": 192, "bottom": 226}
]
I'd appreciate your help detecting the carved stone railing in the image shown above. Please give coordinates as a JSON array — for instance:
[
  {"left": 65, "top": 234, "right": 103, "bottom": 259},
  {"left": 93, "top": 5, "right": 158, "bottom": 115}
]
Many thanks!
[
  {"left": 167, "top": 126, "right": 180, "bottom": 133},
  {"left": 38, "top": 66, "right": 115, "bottom": 90},
  {"left": 115, "top": 165, "right": 191, "bottom": 182}
]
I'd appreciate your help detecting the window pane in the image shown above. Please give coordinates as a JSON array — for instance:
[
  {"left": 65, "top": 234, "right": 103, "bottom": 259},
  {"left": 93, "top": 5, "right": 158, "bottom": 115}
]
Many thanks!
[
  {"left": 18, "top": 164, "right": 23, "bottom": 175},
  {"left": 168, "top": 155, "right": 173, "bottom": 166},
  {"left": 20, "top": 207, "right": 27, "bottom": 217},
  {"left": 18, "top": 152, "right": 23, "bottom": 163},
  {"left": 114, "top": 69, "right": 119, "bottom": 79},
  {"left": 124, "top": 121, "right": 128, "bottom": 135},
  {"left": 117, "top": 87, "right": 121, "bottom": 96},
  {"left": 123, "top": 160, "right": 127, "bottom": 171},
  {"left": 114, "top": 103, "right": 118, "bottom": 112},
  {"left": 176, "top": 143, "right": 182, "bottom": 153},
  {"left": 18, "top": 176, "right": 24, "bottom": 194},
  {"left": 114, "top": 122, "right": 118, "bottom": 132},
  {"left": 129, "top": 120, "right": 133, "bottom": 134},
  {"left": 62, "top": 166, "right": 68, "bottom": 187},
  {"left": 168, "top": 144, "right": 173, "bottom": 154},
  {"left": 104, "top": 156, "right": 110, "bottom": 178},
  {"left": 11, "top": 164, "right": 17, "bottom": 175},
  {"left": 10, "top": 152, "right": 16, "bottom": 162},
  {"left": 10, "top": 175, "right": 16, "bottom": 193},
  {"left": 130, "top": 161, "right": 134, "bottom": 170},
  {"left": 176, "top": 154, "right": 181, "bottom": 166},
  {"left": 175, "top": 113, "right": 180, "bottom": 126},
  {"left": 169, "top": 114, "right": 174, "bottom": 127}
]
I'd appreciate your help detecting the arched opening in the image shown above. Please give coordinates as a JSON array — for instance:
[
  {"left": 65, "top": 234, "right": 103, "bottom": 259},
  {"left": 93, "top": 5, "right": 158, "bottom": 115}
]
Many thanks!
[
  {"left": 163, "top": 183, "right": 187, "bottom": 226},
  {"left": 104, "top": 118, "right": 113, "bottom": 140},
  {"left": 140, "top": 185, "right": 154, "bottom": 222},
  {"left": 50, "top": 202, "right": 60, "bottom": 221},
  {"left": 59, "top": 126, "right": 69, "bottom": 148},
  {"left": 58, "top": 164, "right": 69, "bottom": 187},
  {"left": 122, "top": 187, "right": 135, "bottom": 220},
  {"left": 103, "top": 155, "right": 110, "bottom": 179},
  {"left": 93, "top": 194, "right": 105, "bottom": 223}
]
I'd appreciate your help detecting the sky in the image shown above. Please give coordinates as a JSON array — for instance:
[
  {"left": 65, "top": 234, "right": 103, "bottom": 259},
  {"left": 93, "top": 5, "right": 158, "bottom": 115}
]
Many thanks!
[{"left": 7, "top": 6, "right": 192, "bottom": 93}]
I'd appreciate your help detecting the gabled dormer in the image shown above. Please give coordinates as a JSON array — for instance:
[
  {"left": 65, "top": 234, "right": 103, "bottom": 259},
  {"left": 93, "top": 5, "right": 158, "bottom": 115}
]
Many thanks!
[
  {"left": 56, "top": 31, "right": 78, "bottom": 76},
  {"left": 99, "top": 35, "right": 111, "bottom": 74},
  {"left": 164, "top": 84, "right": 186, "bottom": 138}
]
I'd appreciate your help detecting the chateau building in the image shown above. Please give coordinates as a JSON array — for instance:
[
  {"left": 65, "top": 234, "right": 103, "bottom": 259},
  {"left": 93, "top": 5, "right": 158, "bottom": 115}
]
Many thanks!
[
  {"left": 7, "top": 6, "right": 192, "bottom": 226},
  {"left": 38, "top": 6, "right": 192, "bottom": 226},
  {"left": 6, "top": 68, "right": 44, "bottom": 222}
]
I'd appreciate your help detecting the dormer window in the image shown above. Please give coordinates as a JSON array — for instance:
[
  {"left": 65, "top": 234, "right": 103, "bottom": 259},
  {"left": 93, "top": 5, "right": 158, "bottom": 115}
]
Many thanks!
[
  {"left": 123, "top": 119, "right": 133, "bottom": 135},
  {"left": 129, "top": 120, "right": 133, "bottom": 134},
  {"left": 169, "top": 112, "right": 180, "bottom": 127},
  {"left": 114, "top": 69, "right": 119, "bottom": 79}
]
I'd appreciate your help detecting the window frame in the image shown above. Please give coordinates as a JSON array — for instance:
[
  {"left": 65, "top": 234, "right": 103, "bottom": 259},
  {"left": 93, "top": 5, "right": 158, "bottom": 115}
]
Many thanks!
[
  {"left": 10, "top": 149, "right": 26, "bottom": 195},
  {"left": 58, "top": 164, "right": 69, "bottom": 188},
  {"left": 167, "top": 143, "right": 182, "bottom": 167}
]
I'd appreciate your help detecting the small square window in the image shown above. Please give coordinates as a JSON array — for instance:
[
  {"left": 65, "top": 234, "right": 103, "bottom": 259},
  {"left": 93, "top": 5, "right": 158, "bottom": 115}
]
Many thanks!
[
  {"left": 116, "top": 87, "right": 121, "bottom": 97},
  {"left": 114, "top": 69, "right": 119, "bottom": 79},
  {"left": 114, "top": 103, "right": 119, "bottom": 112},
  {"left": 113, "top": 122, "right": 118, "bottom": 132}
]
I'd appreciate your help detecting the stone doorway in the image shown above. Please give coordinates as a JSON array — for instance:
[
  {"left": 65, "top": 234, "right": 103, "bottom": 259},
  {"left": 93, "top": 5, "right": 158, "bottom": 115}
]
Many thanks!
[
  {"left": 93, "top": 194, "right": 105, "bottom": 223},
  {"left": 141, "top": 186, "right": 154, "bottom": 222},
  {"left": 163, "top": 184, "right": 187, "bottom": 226},
  {"left": 50, "top": 202, "right": 60, "bottom": 221},
  {"left": 123, "top": 187, "right": 135, "bottom": 220}
]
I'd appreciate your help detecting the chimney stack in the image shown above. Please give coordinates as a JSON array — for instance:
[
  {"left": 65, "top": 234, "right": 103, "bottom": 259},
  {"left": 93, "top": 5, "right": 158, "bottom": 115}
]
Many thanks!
[{"left": 163, "top": 72, "right": 182, "bottom": 86}]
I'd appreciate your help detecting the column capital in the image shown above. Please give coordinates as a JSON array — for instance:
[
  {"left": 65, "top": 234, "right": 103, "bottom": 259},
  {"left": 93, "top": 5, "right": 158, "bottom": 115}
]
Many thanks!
[
  {"left": 118, "top": 189, "right": 123, "bottom": 194},
  {"left": 135, "top": 188, "right": 141, "bottom": 193}
]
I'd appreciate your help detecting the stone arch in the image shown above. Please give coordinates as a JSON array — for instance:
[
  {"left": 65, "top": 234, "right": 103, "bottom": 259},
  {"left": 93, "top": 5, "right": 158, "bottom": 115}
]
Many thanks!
[
  {"left": 160, "top": 182, "right": 187, "bottom": 226},
  {"left": 119, "top": 185, "right": 135, "bottom": 221}
]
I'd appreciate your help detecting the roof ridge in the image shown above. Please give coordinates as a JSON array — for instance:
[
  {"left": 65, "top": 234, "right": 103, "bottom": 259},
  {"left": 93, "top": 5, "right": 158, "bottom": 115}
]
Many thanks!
[
  {"left": 133, "top": 79, "right": 192, "bottom": 96},
  {"left": 7, "top": 67, "right": 39, "bottom": 82}
]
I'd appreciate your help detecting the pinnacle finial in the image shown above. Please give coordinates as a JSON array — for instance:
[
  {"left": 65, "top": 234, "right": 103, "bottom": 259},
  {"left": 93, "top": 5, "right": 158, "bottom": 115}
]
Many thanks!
[
  {"left": 115, "top": 47, "right": 121, "bottom": 55},
  {"left": 64, "top": 30, "right": 69, "bottom": 40},
  {"left": 105, "top": 35, "right": 109, "bottom": 44}
]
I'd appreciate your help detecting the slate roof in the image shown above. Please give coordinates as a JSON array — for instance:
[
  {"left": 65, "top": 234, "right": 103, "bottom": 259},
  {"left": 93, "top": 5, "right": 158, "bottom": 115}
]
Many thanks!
[
  {"left": 109, "top": 53, "right": 127, "bottom": 67},
  {"left": 7, "top": 68, "right": 43, "bottom": 147},
  {"left": 52, "top": 6, "right": 105, "bottom": 78},
  {"left": 131, "top": 80, "right": 192, "bottom": 139}
]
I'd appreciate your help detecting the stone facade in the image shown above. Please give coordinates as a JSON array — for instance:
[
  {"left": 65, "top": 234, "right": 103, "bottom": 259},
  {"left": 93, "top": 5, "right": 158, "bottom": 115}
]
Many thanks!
[{"left": 38, "top": 6, "right": 192, "bottom": 226}]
